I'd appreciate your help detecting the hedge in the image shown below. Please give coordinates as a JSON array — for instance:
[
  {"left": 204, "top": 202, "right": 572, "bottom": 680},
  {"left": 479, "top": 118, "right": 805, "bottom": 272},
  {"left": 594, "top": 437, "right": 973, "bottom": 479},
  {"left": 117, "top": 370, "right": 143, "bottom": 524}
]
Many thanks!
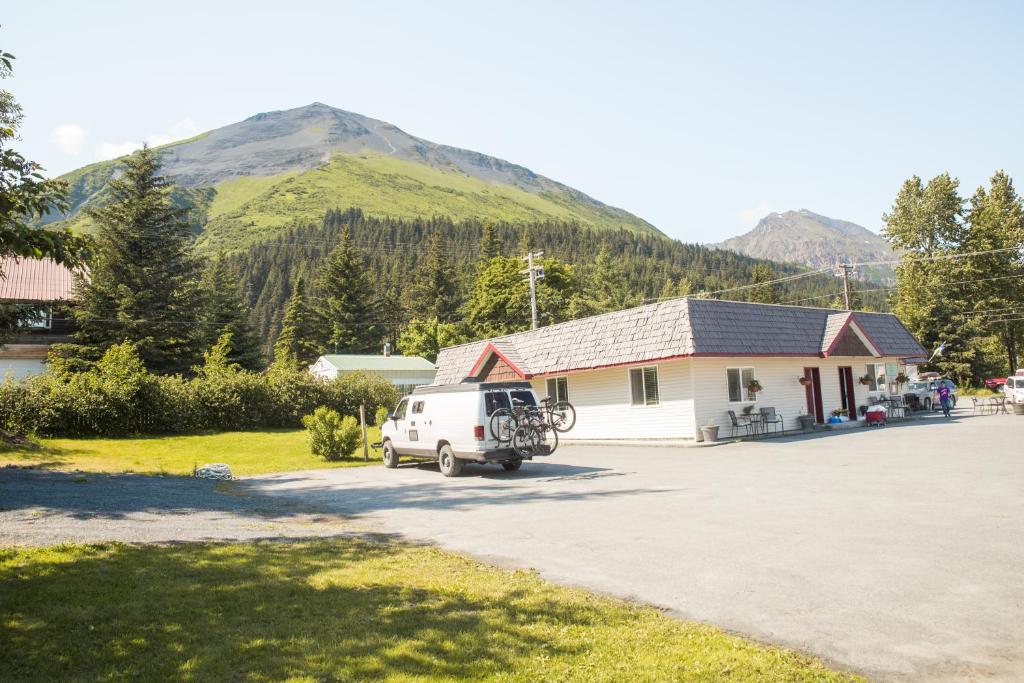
[{"left": 0, "top": 342, "right": 399, "bottom": 438}]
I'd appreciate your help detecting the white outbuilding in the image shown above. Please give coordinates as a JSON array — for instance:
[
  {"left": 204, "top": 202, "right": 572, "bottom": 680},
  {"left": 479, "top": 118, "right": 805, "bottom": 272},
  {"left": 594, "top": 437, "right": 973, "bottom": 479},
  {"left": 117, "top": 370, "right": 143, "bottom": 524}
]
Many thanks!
[{"left": 309, "top": 354, "right": 436, "bottom": 394}]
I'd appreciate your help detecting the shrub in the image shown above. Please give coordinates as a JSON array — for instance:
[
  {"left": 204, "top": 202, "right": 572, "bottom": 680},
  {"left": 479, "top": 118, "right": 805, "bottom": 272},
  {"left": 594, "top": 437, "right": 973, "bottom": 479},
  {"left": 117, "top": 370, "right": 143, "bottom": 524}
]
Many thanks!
[
  {"left": 324, "top": 371, "right": 399, "bottom": 421},
  {"left": 374, "top": 405, "right": 390, "bottom": 426},
  {"left": 301, "top": 407, "right": 360, "bottom": 461}
]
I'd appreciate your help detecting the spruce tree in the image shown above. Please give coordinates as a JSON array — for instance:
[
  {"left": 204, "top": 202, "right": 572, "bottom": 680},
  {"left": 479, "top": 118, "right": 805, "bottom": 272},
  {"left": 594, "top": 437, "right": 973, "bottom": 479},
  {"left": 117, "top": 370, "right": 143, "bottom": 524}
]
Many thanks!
[
  {"left": 272, "top": 278, "right": 324, "bottom": 367},
  {"left": 55, "top": 145, "right": 200, "bottom": 374},
  {"left": 747, "top": 264, "right": 782, "bottom": 304},
  {"left": 317, "top": 226, "right": 377, "bottom": 353},
  {"left": 198, "top": 258, "right": 264, "bottom": 370},
  {"left": 404, "top": 231, "right": 460, "bottom": 320},
  {"left": 479, "top": 221, "right": 500, "bottom": 261}
]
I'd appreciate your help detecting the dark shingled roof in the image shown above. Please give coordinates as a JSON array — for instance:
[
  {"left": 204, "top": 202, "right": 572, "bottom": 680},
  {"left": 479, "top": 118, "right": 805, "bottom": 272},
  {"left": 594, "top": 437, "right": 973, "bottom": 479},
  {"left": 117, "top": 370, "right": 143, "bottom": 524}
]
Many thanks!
[{"left": 433, "top": 298, "right": 926, "bottom": 385}]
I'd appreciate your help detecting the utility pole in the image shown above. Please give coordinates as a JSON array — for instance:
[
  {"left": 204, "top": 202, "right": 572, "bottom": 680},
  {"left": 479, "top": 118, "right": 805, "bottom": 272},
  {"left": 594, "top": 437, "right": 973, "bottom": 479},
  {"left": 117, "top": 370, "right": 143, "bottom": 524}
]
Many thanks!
[
  {"left": 837, "top": 264, "right": 853, "bottom": 310},
  {"left": 520, "top": 251, "right": 545, "bottom": 330}
]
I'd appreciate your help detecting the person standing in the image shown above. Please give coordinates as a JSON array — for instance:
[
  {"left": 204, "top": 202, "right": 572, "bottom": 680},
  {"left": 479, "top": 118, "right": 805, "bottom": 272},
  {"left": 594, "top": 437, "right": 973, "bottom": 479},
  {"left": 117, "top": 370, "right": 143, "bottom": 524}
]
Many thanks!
[{"left": 937, "top": 381, "right": 952, "bottom": 418}]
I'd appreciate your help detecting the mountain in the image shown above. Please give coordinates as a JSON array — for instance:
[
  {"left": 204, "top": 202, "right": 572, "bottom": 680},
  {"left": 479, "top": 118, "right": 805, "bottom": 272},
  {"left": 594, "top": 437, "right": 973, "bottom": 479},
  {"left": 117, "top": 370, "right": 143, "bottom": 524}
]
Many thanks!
[
  {"left": 718, "top": 209, "right": 895, "bottom": 282},
  {"left": 42, "top": 103, "right": 661, "bottom": 250}
]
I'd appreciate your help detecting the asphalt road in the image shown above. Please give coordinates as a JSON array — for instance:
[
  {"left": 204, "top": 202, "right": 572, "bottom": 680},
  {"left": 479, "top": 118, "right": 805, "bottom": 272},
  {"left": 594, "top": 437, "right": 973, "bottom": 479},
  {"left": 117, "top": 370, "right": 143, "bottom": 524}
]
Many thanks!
[{"left": 243, "top": 411, "right": 1024, "bottom": 682}]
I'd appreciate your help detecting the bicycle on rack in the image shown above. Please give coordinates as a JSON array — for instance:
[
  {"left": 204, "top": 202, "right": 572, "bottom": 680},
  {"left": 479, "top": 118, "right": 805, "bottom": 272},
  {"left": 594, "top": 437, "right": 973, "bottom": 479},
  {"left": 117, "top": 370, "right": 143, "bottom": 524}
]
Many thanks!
[{"left": 488, "top": 395, "right": 575, "bottom": 457}]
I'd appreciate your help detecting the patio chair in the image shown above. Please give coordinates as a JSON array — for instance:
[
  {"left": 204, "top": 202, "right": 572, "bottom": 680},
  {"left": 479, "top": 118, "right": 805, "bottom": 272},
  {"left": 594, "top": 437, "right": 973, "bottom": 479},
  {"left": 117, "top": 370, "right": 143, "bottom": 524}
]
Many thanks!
[
  {"left": 727, "top": 410, "right": 752, "bottom": 438},
  {"left": 759, "top": 407, "right": 784, "bottom": 434},
  {"left": 971, "top": 397, "right": 984, "bottom": 415}
]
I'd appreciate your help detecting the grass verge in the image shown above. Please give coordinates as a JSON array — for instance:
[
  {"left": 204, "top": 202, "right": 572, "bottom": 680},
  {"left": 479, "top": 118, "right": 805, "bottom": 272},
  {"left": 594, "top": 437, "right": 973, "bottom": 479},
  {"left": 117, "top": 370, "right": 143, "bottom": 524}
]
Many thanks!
[
  {"left": 0, "top": 428, "right": 380, "bottom": 476},
  {"left": 0, "top": 539, "right": 861, "bottom": 682}
]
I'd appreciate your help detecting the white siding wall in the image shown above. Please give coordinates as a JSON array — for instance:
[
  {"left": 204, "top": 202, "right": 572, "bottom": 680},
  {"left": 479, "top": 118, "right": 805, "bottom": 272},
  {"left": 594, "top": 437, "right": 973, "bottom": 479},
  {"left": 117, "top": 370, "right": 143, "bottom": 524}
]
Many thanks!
[
  {"left": 691, "top": 356, "right": 906, "bottom": 436},
  {"left": 530, "top": 359, "right": 695, "bottom": 440}
]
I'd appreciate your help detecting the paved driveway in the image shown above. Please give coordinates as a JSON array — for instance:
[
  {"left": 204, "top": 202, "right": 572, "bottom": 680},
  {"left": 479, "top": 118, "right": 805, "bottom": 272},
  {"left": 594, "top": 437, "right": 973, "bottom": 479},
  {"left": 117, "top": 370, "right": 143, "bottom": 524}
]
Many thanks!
[{"left": 246, "top": 412, "right": 1024, "bottom": 682}]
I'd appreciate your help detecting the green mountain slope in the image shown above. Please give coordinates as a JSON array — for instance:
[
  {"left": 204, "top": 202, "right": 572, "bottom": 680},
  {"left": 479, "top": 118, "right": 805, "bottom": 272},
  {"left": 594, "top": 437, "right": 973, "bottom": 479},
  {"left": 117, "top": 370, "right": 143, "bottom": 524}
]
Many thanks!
[{"left": 42, "top": 103, "right": 661, "bottom": 248}]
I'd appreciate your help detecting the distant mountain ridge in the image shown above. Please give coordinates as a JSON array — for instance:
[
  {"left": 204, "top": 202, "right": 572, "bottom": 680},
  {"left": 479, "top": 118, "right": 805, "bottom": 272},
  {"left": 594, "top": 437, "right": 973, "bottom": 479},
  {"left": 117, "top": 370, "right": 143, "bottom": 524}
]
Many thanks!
[
  {"left": 44, "top": 103, "right": 662, "bottom": 250},
  {"left": 718, "top": 209, "right": 895, "bottom": 282}
]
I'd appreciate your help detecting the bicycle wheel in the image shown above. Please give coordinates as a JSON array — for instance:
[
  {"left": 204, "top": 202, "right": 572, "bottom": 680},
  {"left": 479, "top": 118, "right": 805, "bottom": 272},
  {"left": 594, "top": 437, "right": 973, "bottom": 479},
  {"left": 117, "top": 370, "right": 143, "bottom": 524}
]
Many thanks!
[
  {"left": 538, "top": 424, "right": 558, "bottom": 455},
  {"left": 489, "top": 408, "right": 516, "bottom": 443},
  {"left": 548, "top": 400, "right": 576, "bottom": 432},
  {"left": 511, "top": 424, "right": 538, "bottom": 458}
]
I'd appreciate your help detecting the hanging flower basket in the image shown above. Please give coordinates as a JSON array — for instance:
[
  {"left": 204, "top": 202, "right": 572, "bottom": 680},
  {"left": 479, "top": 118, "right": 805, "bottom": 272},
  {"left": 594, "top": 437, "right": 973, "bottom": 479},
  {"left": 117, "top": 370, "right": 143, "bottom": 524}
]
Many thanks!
[
  {"left": 895, "top": 373, "right": 909, "bottom": 385},
  {"left": 798, "top": 376, "right": 811, "bottom": 386},
  {"left": 859, "top": 375, "right": 872, "bottom": 386},
  {"left": 747, "top": 379, "right": 762, "bottom": 394}
]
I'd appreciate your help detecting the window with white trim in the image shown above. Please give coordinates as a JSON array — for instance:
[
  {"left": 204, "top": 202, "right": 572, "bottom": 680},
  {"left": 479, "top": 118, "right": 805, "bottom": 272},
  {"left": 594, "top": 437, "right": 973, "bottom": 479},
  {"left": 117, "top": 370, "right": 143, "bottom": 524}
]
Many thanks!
[
  {"left": 727, "top": 367, "right": 757, "bottom": 402},
  {"left": 629, "top": 366, "right": 659, "bottom": 406},
  {"left": 546, "top": 376, "right": 569, "bottom": 403},
  {"left": 866, "top": 363, "right": 885, "bottom": 392}
]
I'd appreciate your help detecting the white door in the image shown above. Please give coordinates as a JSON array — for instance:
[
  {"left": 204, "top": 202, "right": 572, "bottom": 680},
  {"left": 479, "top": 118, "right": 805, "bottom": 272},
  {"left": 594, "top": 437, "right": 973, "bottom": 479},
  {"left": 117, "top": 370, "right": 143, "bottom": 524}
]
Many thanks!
[
  {"left": 389, "top": 398, "right": 411, "bottom": 452},
  {"left": 408, "top": 398, "right": 432, "bottom": 455}
]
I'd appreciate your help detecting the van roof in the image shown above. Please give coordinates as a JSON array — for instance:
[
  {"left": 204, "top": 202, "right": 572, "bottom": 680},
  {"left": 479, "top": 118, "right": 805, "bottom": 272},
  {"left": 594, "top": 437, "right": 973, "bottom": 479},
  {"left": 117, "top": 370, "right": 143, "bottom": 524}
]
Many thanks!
[{"left": 411, "top": 381, "right": 533, "bottom": 395}]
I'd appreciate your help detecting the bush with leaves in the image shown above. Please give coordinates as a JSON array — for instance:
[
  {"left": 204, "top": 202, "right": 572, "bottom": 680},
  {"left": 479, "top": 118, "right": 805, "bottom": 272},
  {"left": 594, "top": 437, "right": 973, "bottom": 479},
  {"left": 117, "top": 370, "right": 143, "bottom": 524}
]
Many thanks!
[
  {"left": 374, "top": 405, "right": 390, "bottom": 426},
  {"left": 301, "top": 407, "right": 360, "bottom": 461},
  {"left": 323, "top": 371, "right": 399, "bottom": 422}
]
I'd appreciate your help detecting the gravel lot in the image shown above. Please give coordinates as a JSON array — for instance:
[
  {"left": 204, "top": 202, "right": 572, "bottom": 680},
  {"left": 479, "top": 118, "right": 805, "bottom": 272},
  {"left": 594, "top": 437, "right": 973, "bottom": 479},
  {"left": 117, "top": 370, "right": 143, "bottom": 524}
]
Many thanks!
[{"left": 0, "top": 469, "right": 352, "bottom": 546}]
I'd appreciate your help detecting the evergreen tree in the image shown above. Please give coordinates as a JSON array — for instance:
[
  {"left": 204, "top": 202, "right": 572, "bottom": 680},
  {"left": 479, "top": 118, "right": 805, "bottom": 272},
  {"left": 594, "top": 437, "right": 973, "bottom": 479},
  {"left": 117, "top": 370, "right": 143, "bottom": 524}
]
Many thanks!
[
  {"left": 479, "top": 221, "right": 500, "bottom": 261},
  {"left": 747, "top": 264, "right": 782, "bottom": 304},
  {"left": 55, "top": 146, "right": 200, "bottom": 374},
  {"left": 580, "top": 244, "right": 642, "bottom": 314},
  {"left": 404, "top": 231, "right": 460, "bottom": 320},
  {"left": 317, "top": 226, "right": 378, "bottom": 353},
  {"left": 198, "top": 258, "right": 264, "bottom": 370},
  {"left": 273, "top": 278, "right": 324, "bottom": 367}
]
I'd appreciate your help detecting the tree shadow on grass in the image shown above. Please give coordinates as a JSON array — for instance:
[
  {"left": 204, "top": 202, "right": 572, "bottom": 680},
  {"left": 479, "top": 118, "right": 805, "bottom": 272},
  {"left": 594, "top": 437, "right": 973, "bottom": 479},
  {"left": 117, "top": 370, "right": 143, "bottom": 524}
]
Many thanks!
[{"left": 0, "top": 539, "right": 624, "bottom": 681}]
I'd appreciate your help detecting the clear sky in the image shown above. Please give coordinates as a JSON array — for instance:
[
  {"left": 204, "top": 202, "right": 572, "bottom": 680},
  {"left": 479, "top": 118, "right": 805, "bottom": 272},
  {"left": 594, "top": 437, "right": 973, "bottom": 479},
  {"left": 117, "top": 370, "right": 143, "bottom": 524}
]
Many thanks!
[{"left": 5, "top": 1, "right": 1023, "bottom": 242}]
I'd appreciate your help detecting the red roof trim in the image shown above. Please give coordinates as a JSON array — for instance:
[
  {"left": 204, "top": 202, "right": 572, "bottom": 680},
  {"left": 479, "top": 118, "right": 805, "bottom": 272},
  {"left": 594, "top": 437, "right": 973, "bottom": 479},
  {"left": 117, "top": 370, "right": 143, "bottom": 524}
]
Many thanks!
[{"left": 468, "top": 343, "right": 527, "bottom": 379}]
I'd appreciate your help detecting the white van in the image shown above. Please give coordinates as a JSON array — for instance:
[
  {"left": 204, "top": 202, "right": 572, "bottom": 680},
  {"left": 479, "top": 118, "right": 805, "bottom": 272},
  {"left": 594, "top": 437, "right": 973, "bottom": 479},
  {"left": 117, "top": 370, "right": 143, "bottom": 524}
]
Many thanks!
[{"left": 379, "top": 381, "right": 541, "bottom": 477}]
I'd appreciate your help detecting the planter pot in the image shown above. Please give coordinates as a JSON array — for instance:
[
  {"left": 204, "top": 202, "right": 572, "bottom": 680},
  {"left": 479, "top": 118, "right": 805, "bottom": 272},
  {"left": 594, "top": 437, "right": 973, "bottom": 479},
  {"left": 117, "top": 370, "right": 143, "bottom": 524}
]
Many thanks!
[
  {"left": 1013, "top": 403, "right": 1024, "bottom": 416},
  {"left": 700, "top": 425, "right": 720, "bottom": 443},
  {"left": 798, "top": 415, "right": 816, "bottom": 431}
]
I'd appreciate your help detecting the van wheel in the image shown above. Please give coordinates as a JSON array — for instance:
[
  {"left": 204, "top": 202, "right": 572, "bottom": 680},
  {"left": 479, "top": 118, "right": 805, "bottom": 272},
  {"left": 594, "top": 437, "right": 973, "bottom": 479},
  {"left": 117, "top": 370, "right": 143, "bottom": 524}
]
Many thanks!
[
  {"left": 382, "top": 440, "right": 399, "bottom": 469},
  {"left": 438, "top": 445, "right": 464, "bottom": 477},
  {"left": 502, "top": 459, "right": 522, "bottom": 471}
]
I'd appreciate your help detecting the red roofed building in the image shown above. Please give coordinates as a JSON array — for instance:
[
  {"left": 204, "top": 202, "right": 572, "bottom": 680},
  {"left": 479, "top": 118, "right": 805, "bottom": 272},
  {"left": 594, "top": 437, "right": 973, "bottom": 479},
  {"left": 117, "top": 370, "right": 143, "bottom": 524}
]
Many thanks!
[{"left": 1, "top": 257, "right": 83, "bottom": 379}]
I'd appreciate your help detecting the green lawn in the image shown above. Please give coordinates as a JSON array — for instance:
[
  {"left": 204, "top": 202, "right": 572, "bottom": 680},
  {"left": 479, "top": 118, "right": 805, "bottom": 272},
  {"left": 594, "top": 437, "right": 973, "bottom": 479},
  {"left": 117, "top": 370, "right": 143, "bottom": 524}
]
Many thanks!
[
  {"left": 0, "top": 539, "right": 862, "bottom": 682},
  {"left": 0, "top": 428, "right": 380, "bottom": 477}
]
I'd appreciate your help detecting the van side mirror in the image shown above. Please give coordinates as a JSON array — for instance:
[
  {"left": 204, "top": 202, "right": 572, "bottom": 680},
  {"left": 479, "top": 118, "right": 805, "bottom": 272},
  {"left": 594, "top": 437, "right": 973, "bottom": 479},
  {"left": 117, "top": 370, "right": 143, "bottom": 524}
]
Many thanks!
[{"left": 386, "top": 412, "right": 395, "bottom": 421}]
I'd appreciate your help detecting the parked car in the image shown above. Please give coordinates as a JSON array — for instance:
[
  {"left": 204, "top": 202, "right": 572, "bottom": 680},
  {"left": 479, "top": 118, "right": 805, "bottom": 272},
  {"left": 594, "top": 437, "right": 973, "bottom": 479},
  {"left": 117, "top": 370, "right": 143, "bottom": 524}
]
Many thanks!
[
  {"left": 379, "top": 381, "right": 541, "bottom": 477},
  {"left": 1005, "top": 375, "right": 1024, "bottom": 405},
  {"left": 906, "top": 379, "right": 958, "bottom": 411},
  {"left": 984, "top": 377, "right": 1007, "bottom": 391}
]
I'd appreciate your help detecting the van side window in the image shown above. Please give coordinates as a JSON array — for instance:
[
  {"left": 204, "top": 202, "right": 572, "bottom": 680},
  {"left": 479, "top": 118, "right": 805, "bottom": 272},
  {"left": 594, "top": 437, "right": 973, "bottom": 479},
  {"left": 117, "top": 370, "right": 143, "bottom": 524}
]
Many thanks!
[
  {"left": 411, "top": 401, "right": 425, "bottom": 414},
  {"left": 484, "top": 392, "right": 510, "bottom": 415},
  {"left": 393, "top": 399, "right": 408, "bottom": 420},
  {"left": 510, "top": 390, "right": 537, "bottom": 408}
]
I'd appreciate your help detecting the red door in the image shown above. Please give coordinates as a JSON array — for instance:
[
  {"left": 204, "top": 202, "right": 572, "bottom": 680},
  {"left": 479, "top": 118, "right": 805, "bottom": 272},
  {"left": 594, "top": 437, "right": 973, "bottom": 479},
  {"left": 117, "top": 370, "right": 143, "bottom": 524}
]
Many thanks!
[{"left": 804, "top": 367, "right": 824, "bottom": 423}]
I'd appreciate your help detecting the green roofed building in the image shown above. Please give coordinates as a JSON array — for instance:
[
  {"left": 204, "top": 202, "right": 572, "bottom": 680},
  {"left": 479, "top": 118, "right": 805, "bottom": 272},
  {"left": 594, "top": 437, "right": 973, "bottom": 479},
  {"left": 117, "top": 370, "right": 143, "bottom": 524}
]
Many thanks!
[{"left": 309, "top": 352, "right": 436, "bottom": 394}]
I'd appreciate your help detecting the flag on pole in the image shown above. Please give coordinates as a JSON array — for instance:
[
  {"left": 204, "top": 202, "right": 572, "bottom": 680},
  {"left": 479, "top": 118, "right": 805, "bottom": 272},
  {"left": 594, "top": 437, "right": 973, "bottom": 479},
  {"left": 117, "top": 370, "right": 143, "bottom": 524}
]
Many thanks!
[{"left": 928, "top": 341, "right": 947, "bottom": 362}]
